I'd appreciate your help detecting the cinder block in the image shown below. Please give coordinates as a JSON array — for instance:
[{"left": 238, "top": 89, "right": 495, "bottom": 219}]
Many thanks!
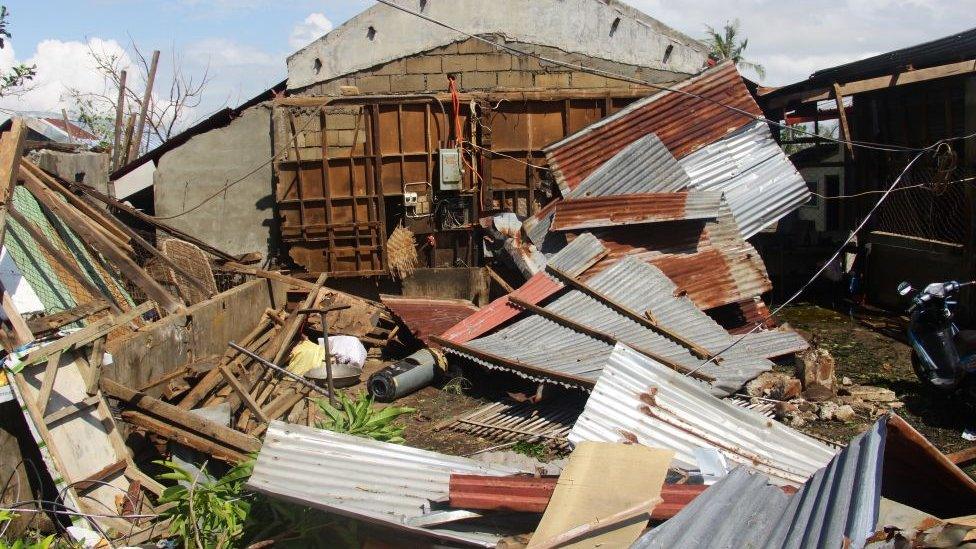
[
  {"left": 354, "top": 75, "right": 391, "bottom": 94},
  {"left": 571, "top": 71, "right": 609, "bottom": 88},
  {"left": 405, "top": 56, "right": 442, "bottom": 74},
  {"left": 373, "top": 59, "right": 406, "bottom": 76},
  {"left": 515, "top": 55, "right": 544, "bottom": 72},
  {"left": 457, "top": 38, "right": 497, "bottom": 55},
  {"left": 429, "top": 42, "right": 459, "bottom": 55},
  {"left": 476, "top": 53, "right": 512, "bottom": 71},
  {"left": 442, "top": 54, "right": 477, "bottom": 73},
  {"left": 461, "top": 71, "right": 497, "bottom": 90},
  {"left": 497, "top": 71, "right": 535, "bottom": 89},
  {"left": 534, "top": 72, "right": 571, "bottom": 89},
  {"left": 325, "top": 113, "right": 359, "bottom": 130},
  {"left": 391, "top": 73, "right": 428, "bottom": 92}
]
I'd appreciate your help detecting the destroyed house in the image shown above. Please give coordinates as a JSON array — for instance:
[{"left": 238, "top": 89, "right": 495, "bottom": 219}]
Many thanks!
[
  {"left": 760, "top": 26, "right": 976, "bottom": 314},
  {"left": 110, "top": 0, "right": 710, "bottom": 273}
]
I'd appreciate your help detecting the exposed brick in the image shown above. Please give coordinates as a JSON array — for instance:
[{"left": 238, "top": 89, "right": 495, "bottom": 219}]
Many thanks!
[
  {"left": 442, "top": 54, "right": 477, "bottom": 74},
  {"left": 429, "top": 42, "right": 459, "bottom": 55},
  {"left": 515, "top": 56, "right": 544, "bottom": 72},
  {"left": 426, "top": 73, "right": 453, "bottom": 92},
  {"left": 373, "top": 59, "right": 406, "bottom": 76},
  {"left": 571, "top": 71, "right": 609, "bottom": 88},
  {"left": 497, "top": 71, "right": 534, "bottom": 89},
  {"left": 476, "top": 53, "right": 512, "bottom": 71},
  {"left": 534, "top": 72, "right": 571, "bottom": 89},
  {"left": 457, "top": 38, "right": 497, "bottom": 55},
  {"left": 325, "top": 113, "right": 359, "bottom": 130},
  {"left": 461, "top": 71, "right": 497, "bottom": 90},
  {"left": 391, "top": 73, "right": 428, "bottom": 93},
  {"left": 405, "top": 56, "right": 442, "bottom": 74},
  {"left": 325, "top": 129, "right": 356, "bottom": 147},
  {"left": 353, "top": 75, "right": 391, "bottom": 94}
]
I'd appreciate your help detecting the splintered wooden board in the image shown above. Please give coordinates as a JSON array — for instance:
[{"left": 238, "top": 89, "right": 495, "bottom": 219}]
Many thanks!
[
  {"left": 527, "top": 442, "right": 674, "bottom": 549},
  {"left": 11, "top": 350, "right": 148, "bottom": 535}
]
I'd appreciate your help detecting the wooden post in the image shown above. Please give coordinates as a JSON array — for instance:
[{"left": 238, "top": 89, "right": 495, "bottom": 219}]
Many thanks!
[
  {"left": 129, "top": 50, "right": 160, "bottom": 162},
  {"left": 110, "top": 69, "right": 127, "bottom": 171},
  {"left": 120, "top": 113, "right": 137, "bottom": 167},
  {"left": 833, "top": 82, "right": 855, "bottom": 160},
  {"left": 0, "top": 118, "right": 27, "bottom": 249},
  {"left": 61, "top": 109, "right": 74, "bottom": 144}
]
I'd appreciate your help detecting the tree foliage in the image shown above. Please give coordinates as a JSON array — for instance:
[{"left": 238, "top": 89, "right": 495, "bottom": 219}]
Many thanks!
[
  {"left": 704, "top": 19, "right": 766, "bottom": 80},
  {"left": 0, "top": 6, "right": 36, "bottom": 97}
]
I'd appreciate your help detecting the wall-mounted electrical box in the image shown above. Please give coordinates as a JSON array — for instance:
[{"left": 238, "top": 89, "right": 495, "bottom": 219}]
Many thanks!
[
  {"left": 403, "top": 192, "right": 418, "bottom": 207},
  {"left": 438, "top": 148, "right": 463, "bottom": 191}
]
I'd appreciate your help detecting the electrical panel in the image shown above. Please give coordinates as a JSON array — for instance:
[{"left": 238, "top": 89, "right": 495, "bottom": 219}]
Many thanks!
[
  {"left": 403, "top": 192, "right": 418, "bottom": 207},
  {"left": 438, "top": 148, "right": 463, "bottom": 191}
]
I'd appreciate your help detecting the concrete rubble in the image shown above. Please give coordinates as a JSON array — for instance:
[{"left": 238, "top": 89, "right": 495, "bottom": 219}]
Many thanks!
[{"left": 1, "top": 9, "right": 976, "bottom": 548}]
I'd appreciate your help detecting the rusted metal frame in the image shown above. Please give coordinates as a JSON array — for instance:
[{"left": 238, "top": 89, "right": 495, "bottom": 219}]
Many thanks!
[
  {"left": 545, "top": 265, "right": 717, "bottom": 362},
  {"left": 351, "top": 108, "right": 366, "bottom": 273},
  {"left": 508, "top": 296, "right": 715, "bottom": 382},
  {"left": 369, "top": 103, "right": 389, "bottom": 272},
  {"left": 397, "top": 103, "right": 406, "bottom": 194},
  {"left": 480, "top": 99, "right": 493, "bottom": 211},
  {"left": 424, "top": 103, "right": 433, "bottom": 190},
  {"left": 286, "top": 109, "right": 309, "bottom": 241},
  {"left": 318, "top": 107, "right": 336, "bottom": 273},
  {"left": 7, "top": 208, "right": 124, "bottom": 313},
  {"left": 430, "top": 334, "right": 595, "bottom": 389},
  {"left": 523, "top": 99, "right": 534, "bottom": 216}
]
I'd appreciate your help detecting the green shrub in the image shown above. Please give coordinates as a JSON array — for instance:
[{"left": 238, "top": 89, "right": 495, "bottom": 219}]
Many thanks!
[{"left": 315, "top": 392, "right": 414, "bottom": 443}]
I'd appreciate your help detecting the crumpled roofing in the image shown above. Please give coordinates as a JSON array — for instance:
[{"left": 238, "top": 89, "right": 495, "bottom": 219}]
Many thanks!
[
  {"left": 569, "top": 343, "right": 836, "bottom": 486},
  {"left": 633, "top": 417, "right": 887, "bottom": 548}
]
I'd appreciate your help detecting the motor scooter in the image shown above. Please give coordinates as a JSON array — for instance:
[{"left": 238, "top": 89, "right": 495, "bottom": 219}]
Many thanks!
[{"left": 898, "top": 280, "right": 976, "bottom": 393}]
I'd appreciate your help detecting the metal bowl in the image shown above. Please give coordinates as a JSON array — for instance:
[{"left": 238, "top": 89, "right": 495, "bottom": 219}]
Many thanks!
[{"left": 304, "top": 364, "right": 361, "bottom": 389}]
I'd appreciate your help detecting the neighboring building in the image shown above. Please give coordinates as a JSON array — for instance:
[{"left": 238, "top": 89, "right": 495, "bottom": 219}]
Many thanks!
[
  {"left": 760, "top": 27, "right": 976, "bottom": 314},
  {"left": 0, "top": 115, "right": 100, "bottom": 147},
  {"left": 790, "top": 144, "right": 845, "bottom": 237},
  {"left": 112, "top": 0, "right": 709, "bottom": 265}
]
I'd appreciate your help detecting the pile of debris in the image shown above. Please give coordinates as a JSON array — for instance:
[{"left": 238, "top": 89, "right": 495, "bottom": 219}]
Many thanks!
[{"left": 0, "top": 61, "right": 974, "bottom": 549}]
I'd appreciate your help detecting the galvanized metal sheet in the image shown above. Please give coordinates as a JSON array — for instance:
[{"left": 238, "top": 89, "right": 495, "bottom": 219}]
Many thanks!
[
  {"left": 247, "top": 421, "right": 526, "bottom": 547},
  {"left": 736, "top": 329, "right": 810, "bottom": 359},
  {"left": 545, "top": 62, "right": 761, "bottom": 194},
  {"left": 565, "top": 133, "right": 690, "bottom": 198},
  {"left": 569, "top": 343, "right": 836, "bottom": 486},
  {"left": 634, "top": 417, "right": 886, "bottom": 548},
  {"left": 679, "top": 121, "right": 811, "bottom": 237},
  {"left": 551, "top": 192, "right": 722, "bottom": 231}
]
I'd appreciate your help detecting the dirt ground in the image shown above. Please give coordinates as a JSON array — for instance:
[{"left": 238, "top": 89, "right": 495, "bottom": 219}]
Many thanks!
[{"left": 779, "top": 303, "right": 976, "bottom": 462}]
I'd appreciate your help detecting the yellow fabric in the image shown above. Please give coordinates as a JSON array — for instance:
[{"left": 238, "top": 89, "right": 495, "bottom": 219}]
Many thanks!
[{"left": 287, "top": 340, "right": 324, "bottom": 376}]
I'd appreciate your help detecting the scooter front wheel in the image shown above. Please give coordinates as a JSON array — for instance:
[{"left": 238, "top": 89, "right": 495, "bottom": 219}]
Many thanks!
[{"left": 911, "top": 350, "right": 948, "bottom": 392}]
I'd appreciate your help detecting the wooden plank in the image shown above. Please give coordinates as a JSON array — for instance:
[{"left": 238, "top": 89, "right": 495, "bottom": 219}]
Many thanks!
[
  {"left": 73, "top": 459, "right": 127, "bottom": 493},
  {"left": 218, "top": 363, "right": 269, "bottom": 423},
  {"left": 24, "top": 301, "right": 153, "bottom": 365},
  {"left": 43, "top": 395, "right": 101, "bottom": 425},
  {"left": 215, "top": 262, "right": 316, "bottom": 291},
  {"left": 0, "top": 118, "right": 27, "bottom": 249},
  {"left": 101, "top": 377, "right": 261, "bottom": 454},
  {"left": 947, "top": 446, "right": 976, "bottom": 467},
  {"left": 84, "top": 336, "right": 106, "bottom": 396},
  {"left": 2, "top": 287, "right": 32, "bottom": 344},
  {"left": 249, "top": 389, "right": 304, "bottom": 437},
  {"left": 129, "top": 50, "right": 159, "bottom": 162},
  {"left": 545, "top": 265, "right": 717, "bottom": 362},
  {"left": 508, "top": 297, "right": 715, "bottom": 382},
  {"left": 27, "top": 299, "right": 111, "bottom": 336},
  {"left": 24, "top": 174, "right": 183, "bottom": 314},
  {"left": 110, "top": 69, "right": 127, "bottom": 171},
  {"left": 832, "top": 83, "right": 854, "bottom": 160},
  {"left": 271, "top": 273, "right": 328, "bottom": 365},
  {"left": 36, "top": 351, "right": 64, "bottom": 415},
  {"left": 487, "top": 266, "right": 516, "bottom": 293},
  {"left": 121, "top": 411, "right": 248, "bottom": 464}
]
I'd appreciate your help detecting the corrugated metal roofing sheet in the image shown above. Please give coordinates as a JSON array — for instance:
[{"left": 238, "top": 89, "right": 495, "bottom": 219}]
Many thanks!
[
  {"left": 679, "top": 121, "right": 811, "bottom": 237},
  {"left": 380, "top": 295, "right": 479, "bottom": 346},
  {"left": 551, "top": 192, "right": 721, "bottom": 231},
  {"left": 569, "top": 343, "right": 836, "bottom": 486},
  {"left": 736, "top": 329, "right": 810, "bottom": 359},
  {"left": 544, "top": 62, "right": 761, "bottom": 194},
  {"left": 634, "top": 417, "right": 886, "bottom": 548},
  {"left": 565, "top": 133, "right": 690, "bottom": 198},
  {"left": 247, "top": 421, "right": 526, "bottom": 547}
]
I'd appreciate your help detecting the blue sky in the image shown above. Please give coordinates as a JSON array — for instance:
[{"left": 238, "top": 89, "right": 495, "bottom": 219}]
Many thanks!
[{"left": 1, "top": 0, "right": 972, "bottom": 132}]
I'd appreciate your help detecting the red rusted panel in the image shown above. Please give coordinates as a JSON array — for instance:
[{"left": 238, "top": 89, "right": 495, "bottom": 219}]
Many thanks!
[
  {"left": 379, "top": 296, "right": 480, "bottom": 346},
  {"left": 448, "top": 474, "right": 707, "bottom": 519},
  {"left": 545, "top": 63, "right": 762, "bottom": 193},
  {"left": 551, "top": 192, "right": 720, "bottom": 232},
  {"left": 439, "top": 273, "right": 563, "bottom": 344}
]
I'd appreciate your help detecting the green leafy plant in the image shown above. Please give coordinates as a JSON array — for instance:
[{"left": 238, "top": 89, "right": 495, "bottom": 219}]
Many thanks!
[
  {"left": 155, "top": 459, "right": 253, "bottom": 549},
  {"left": 0, "top": 512, "right": 57, "bottom": 549},
  {"left": 315, "top": 392, "right": 415, "bottom": 443}
]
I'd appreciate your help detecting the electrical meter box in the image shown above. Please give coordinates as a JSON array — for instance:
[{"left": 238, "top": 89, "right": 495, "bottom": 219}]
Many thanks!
[{"left": 438, "top": 148, "right": 463, "bottom": 191}]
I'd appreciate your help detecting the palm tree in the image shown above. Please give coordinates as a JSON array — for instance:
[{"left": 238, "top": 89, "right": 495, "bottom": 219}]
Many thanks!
[{"left": 704, "top": 19, "right": 766, "bottom": 80}]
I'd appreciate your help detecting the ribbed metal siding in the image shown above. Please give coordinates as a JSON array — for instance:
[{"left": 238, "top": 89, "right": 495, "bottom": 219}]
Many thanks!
[
  {"left": 551, "top": 192, "right": 722, "bottom": 231},
  {"left": 634, "top": 417, "right": 886, "bottom": 548},
  {"left": 546, "top": 232, "right": 607, "bottom": 276},
  {"left": 247, "top": 421, "right": 523, "bottom": 548},
  {"left": 680, "top": 121, "right": 811, "bottom": 238},
  {"left": 569, "top": 344, "right": 836, "bottom": 486},
  {"left": 565, "top": 133, "right": 690, "bottom": 198},
  {"left": 736, "top": 330, "right": 810, "bottom": 359}
]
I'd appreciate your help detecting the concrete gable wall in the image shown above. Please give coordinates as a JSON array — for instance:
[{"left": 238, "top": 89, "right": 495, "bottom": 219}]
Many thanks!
[{"left": 288, "top": 0, "right": 707, "bottom": 90}]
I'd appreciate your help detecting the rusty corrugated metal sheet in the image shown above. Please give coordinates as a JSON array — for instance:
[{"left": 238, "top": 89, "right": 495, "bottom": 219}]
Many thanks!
[
  {"left": 566, "top": 133, "right": 690, "bottom": 198},
  {"left": 582, "top": 199, "right": 771, "bottom": 310},
  {"left": 550, "top": 192, "right": 721, "bottom": 231},
  {"left": 380, "top": 295, "right": 479, "bottom": 345},
  {"left": 544, "top": 62, "right": 761, "bottom": 194}
]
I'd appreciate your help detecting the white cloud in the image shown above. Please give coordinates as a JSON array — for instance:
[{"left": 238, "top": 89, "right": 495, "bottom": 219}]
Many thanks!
[
  {"left": 0, "top": 37, "right": 131, "bottom": 115},
  {"left": 289, "top": 13, "right": 334, "bottom": 50},
  {"left": 186, "top": 38, "right": 279, "bottom": 68}
]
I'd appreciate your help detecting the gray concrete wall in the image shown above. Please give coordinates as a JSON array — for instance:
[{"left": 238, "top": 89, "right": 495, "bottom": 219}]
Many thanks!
[
  {"left": 154, "top": 104, "right": 275, "bottom": 257},
  {"left": 30, "top": 149, "right": 110, "bottom": 196},
  {"left": 288, "top": 0, "right": 708, "bottom": 90}
]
